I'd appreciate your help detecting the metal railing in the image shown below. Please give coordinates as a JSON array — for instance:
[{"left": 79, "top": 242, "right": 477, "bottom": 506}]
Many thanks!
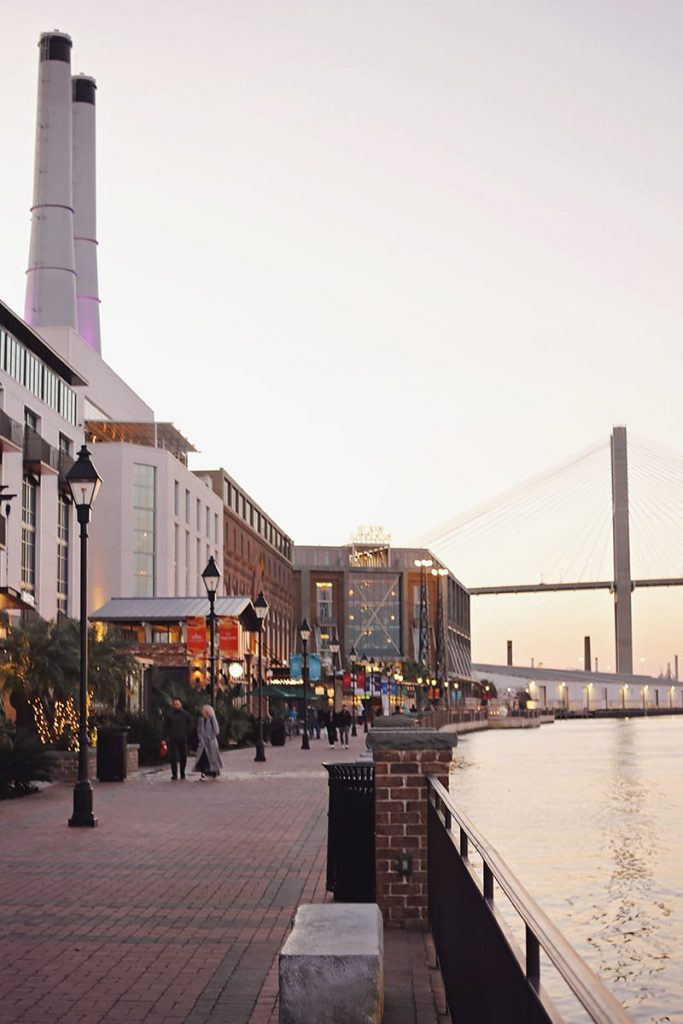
[
  {"left": 0, "top": 408, "right": 23, "bottom": 449},
  {"left": 427, "top": 777, "right": 634, "bottom": 1024},
  {"left": 23, "top": 426, "right": 60, "bottom": 473}
]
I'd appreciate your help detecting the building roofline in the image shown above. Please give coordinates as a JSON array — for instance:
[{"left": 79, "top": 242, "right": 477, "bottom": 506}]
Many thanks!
[{"left": 0, "top": 298, "right": 88, "bottom": 387}]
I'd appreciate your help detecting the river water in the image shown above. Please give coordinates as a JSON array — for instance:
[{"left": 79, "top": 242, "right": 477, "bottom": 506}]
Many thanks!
[{"left": 449, "top": 716, "right": 683, "bottom": 1023}]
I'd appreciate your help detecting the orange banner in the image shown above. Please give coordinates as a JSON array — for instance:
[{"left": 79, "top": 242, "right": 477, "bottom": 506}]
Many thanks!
[
  {"left": 219, "top": 618, "right": 240, "bottom": 658},
  {"left": 186, "top": 617, "right": 206, "bottom": 657}
]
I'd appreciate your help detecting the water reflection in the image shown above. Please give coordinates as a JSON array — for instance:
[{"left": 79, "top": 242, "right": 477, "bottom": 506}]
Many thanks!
[{"left": 450, "top": 718, "right": 683, "bottom": 1024}]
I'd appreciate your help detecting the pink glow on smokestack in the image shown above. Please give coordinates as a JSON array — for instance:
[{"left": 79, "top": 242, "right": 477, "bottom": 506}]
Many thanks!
[
  {"left": 72, "top": 74, "right": 101, "bottom": 353},
  {"left": 25, "top": 31, "right": 78, "bottom": 330}
]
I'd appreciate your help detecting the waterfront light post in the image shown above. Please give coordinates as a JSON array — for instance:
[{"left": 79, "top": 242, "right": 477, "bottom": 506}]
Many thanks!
[
  {"left": 201, "top": 555, "right": 221, "bottom": 707},
  {"left": 349, "top": 645, "right": 358, "bottom": 736},
  {"left": 415, "top": 558, "right": 433, "bottom": 708},
  {"left": 67, "top": 445, "right": 101, "bottom": 829},
  {"left": 254, "top": 591, "right": 269, "bottom": 762},
  {"left": 300, "top": 619, "right": 311, "bottom": 751},
  {"left": 432, "top": 566, "right": 448, "bottom": 704}
]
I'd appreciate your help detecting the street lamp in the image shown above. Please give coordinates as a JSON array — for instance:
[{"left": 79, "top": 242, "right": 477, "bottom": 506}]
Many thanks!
[
  {"left": 66, "top": 445, "right": 101, "bottom": 829},
  {"left": 300, "top": 619, "right": 311, "bottom": 750},
  {"left": 201, "top": 555, "right": 221, "bottom": 707},
  {"left": 254, "top": 591, "right": 269, "bottom": 762},
  {"left": 415, "top": 558, "right": 433, "bottom": 708},
  {"left": 349, "top": 645, "right": 358, "bottom": 736}
]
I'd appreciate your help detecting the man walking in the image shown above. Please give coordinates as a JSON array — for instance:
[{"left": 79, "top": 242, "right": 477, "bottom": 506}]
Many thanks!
[
  {"left": 337, "top": 705, "right": 352, "bottom": 749},
  {"left": 164, "top": 697, "right": 192, "bottom": 780}
]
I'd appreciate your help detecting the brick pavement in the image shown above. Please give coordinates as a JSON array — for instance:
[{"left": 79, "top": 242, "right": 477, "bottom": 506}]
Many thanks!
[{"left": 0, "top": 730, "right": 449, "bottom": 1024}]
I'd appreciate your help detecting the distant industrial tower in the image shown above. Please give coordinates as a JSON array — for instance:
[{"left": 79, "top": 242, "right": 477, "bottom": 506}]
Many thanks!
[{"left": 25, "top": 31, "right": 101, "bottom": 353}]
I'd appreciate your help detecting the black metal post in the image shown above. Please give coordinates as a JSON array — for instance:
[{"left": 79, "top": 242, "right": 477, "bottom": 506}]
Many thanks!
[
  {"left": 351, "top": 666, "right": 357, "bottom": 737},
  {"left": 69, "top": 506, "right": 97, "bottom": 828},
  {"left": 301, "top": 635, "right": 310, "bottom": 750},
  {"left": 208, "top": 593, "right": 216, "bottom": 707},
  {"left": 255, "top": 623, "right": 266, "bottom": 761}
]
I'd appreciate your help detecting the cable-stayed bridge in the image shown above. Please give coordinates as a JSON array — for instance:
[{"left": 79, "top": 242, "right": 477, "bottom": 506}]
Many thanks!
[{"left": 419, "top": 427, "right": 683, "bottom": 674}]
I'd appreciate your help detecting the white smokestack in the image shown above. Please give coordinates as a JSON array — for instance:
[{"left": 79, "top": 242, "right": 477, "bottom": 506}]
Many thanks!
[
  {"left": 25, "top": 31, "right": 78, "bottom": 331},
  {"left": 72, "top": 74, "right": 101, "bottom": 353}
]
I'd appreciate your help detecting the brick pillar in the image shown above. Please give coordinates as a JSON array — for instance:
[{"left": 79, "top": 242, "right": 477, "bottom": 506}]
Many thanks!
[{"left": 367, "top": 727, "right": 457, "bottom": 930}]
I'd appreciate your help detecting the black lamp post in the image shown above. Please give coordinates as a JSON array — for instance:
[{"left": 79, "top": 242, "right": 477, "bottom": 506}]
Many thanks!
[
  {"left": 300, "top": 618, "right": 311, "bottom": 750},
  {"left": 361, "top": 650, "right": 369, "bottom": 732},
  {"left": 66, "top": 444, "right": 101, "bottom": 829},
  {"left": 254, "top": 591, "right": 269, "bottom": 762},
  {"left": 201, "top": 555, "right": 221, "bottom": 707},
  {"left": 349, "top": 645, "right": 358, "bottom": 736}
]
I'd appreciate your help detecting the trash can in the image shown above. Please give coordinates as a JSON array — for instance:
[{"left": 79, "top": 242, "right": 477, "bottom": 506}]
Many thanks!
[
  {"left": 270, "top": 717, "right": 286, "bottom": 746},
  {"left": 323, "top": 762, "right": 375, "bottom": 902},
  {"left": 96, "top": 726, "right": 129, "bottom": 782}
]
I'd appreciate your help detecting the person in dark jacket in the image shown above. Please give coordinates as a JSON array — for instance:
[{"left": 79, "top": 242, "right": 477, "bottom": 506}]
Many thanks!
[
  {"left": 325, "top": 707, "right": 337, "bottom": 749},
  {"left": 337, "top": 705, "right": 352, "bottom": 749},
  {"left": 163, "top": 698, "right": 192, "bottom": 781}
]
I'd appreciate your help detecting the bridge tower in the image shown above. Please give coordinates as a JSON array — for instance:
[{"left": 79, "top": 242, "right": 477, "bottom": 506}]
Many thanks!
[{"left": 611, "top": 426, "right": 633, "bottom": 674}]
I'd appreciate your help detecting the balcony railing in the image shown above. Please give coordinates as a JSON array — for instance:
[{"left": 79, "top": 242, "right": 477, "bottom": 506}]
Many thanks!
[
  {"left": 0, "top": 409, "right": 23, "bottom": 451},
  {"left": 23, "top": 426, "right": 60, "bottom": 474}
]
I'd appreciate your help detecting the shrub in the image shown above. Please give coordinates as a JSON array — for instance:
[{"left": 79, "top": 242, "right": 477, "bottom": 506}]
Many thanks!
[{"left": 0, "top": 729, "right": 52, "bottom": 799}]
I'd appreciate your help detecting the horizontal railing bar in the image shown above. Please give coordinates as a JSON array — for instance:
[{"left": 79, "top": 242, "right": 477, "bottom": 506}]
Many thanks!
[{"left": 428, "top": 777, "right": 633, "bottom": 1024}]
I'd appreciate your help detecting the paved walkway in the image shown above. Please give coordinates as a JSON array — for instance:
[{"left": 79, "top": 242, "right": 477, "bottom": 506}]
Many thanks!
[{"left": 0, "top": 730, "right": 449, "bottom": 1024}]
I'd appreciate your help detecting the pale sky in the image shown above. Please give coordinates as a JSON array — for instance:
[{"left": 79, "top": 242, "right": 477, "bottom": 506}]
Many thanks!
[{"left": 2, "top": 1, "right": 683, "bottom": 671}]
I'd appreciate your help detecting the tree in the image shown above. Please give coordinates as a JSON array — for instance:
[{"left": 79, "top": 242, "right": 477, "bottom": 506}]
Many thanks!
[{"left": 0, "top": 618, "right": 137, "bottom": 744}]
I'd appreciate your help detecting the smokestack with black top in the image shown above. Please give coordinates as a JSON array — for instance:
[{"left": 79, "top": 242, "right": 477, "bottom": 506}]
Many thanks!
[
  {"left": 25, "top": 31, "right": 78, "bottom": 331},
  {"left": 72, "top": 74, "right": 101, "bottom": 353}
]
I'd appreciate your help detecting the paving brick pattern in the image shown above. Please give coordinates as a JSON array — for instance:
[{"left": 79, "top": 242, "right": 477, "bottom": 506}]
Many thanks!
[{"left": 0, "top": 733, "right": 448, "bottom": 1024}]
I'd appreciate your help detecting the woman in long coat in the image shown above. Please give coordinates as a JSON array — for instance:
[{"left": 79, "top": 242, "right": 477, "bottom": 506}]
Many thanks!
[{"left": 194, "top": 705, "right": 223, "bottom": 779}]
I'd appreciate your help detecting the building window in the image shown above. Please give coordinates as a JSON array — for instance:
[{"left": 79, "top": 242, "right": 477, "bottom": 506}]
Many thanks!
[
  {"left": 57, "top": 494, "right": 69, "bottom": 614},
  {"left": 214, "top": 513, "right": 219, "bottom": 545},
  {"left": 185, "top": 531, "right": 190, "bottom": 594},
  {"left": 133, "top": 464, "right": 155, "bottom": 597},
  {"left": 315, "top": 581, "right": 334, "bottom": 634},
  {"left": 58, "top": 434, "right": 72, "bottom": 456},
  {"left": 347, "top": 573, "right": 402, "bottom": 659},
  {"left": 196, "top": 538, "right": 201, "bottom": 594},
  {"left": 21, "top": 476, "right": 37, "bottom": 595},
  {"left": 185, "top": 489, "right": 190, "bottom": 522},
  {"left": 196, "top": 498, "right": 201, "bottom": 531},
  {"left": 174, "top": 523, "right": 180, "bottom": 596},
  {"left": 24, "top": 407, "right": 38, "bottom": 432},
  {"left": 174, "top": 481, "right": 180, "bottom": 516}
]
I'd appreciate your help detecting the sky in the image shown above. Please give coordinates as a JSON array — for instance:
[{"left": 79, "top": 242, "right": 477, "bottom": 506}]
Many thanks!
[{"left": 2, "top": 1, "right": 683, "bottom": 671}]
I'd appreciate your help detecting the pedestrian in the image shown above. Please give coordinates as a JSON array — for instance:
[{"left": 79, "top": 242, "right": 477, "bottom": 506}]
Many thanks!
[
  {"left": 337, "top": 704, "right": 352, "bottom": 749},
  {"left": 316, "top": 706, "right": 326, "bottom": 740},
  {"left": 290, "top": 705, "right": 299, "bottom": 736},
  {"left": 163, "top": 697, "right": 192, "bottom": 781},
  {"left": 311, "top": 705, "right": 321, "bottom": 739},
  {"left": 194, "top": 704, "right": 223, "bottom": 780},
  {"left": 325, "top": 706, "right": 336, "bottom": 748}
]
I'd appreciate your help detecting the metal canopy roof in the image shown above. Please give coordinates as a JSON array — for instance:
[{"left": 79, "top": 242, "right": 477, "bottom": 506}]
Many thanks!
[
  {"left": 91, "top": 596, "right": 257, "bottom": 629},
  {"left": 84, "top": 421, "right": 198, "bottom": 454}
]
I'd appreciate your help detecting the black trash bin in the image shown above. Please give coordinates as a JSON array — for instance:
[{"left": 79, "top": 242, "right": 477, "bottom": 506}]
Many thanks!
[
  {"left": 323, "top": 762, "right": 375, "bottom": 902},
  {"left": 96, "top": 726, "right": 129, "bottom": 782},
  {"left": 270, "top": 718, "right": 286, "bottom": 746}
]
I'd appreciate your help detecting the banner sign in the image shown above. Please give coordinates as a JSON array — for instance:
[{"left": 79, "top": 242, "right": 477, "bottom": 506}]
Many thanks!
[
  {"left": 186, "top": 617, "right": 206, "bottom": 657},
  {"left": 356, "top": 670, "right": 366, "bottom": 692},
  {"left": 219, "top": 618, "right": 239, "bottom": 657},
  {"left": 289, "top": 653, "right": 322, "bottom": 682}
]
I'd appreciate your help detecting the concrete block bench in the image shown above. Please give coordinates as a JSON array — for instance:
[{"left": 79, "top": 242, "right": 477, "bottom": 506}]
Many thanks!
[{"left": 279, "top": 903, "right": 383, "bottom": 1024}]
